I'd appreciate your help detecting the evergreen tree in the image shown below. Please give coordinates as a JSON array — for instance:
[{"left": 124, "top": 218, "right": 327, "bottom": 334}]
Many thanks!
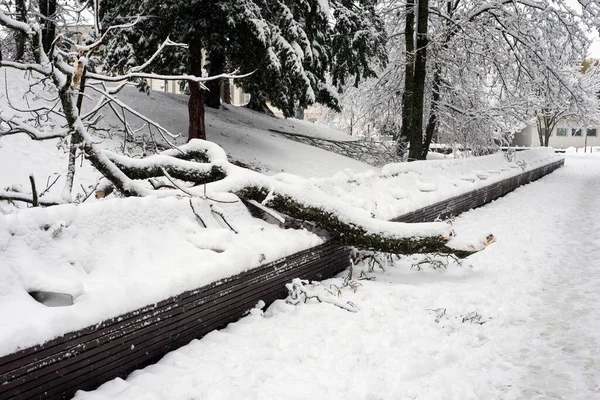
[{"left": 100, "top": 0, "right": 387, "bottom": 140}]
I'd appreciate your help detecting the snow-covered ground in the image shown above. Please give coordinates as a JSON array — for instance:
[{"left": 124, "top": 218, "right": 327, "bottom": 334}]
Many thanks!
[
  {"left": 0, "top": 147, "right": 560, "bottom": 357},
  {"left": 0, "top": 196, "right": 323, "bottom": 357},
  {"left": 75, "top": 154, "right": 600, "bottom": 400},
  {"left": 310, "top": 149, "right": 561, "bottom": 220},
  {"left": 115, "top": 87, "right": 374, "bottom": 177}
]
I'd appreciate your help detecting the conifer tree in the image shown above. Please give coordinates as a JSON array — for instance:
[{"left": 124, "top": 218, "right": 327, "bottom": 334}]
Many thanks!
[{"left": 100, "top": 0, "right": 387, "bottom": 140}]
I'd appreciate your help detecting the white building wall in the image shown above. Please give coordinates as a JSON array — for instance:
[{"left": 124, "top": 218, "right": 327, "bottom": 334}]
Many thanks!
[
  {"left": 145, "top": 78, "right": 249, "bottom": 106},
  {"left": 515, "top": 121, "right": 600, "bottom": 149}
]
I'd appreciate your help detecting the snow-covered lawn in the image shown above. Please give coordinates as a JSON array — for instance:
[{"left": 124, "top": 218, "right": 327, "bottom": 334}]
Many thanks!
[{"left": 75, "top": 155, "right": 600, "bottom": 400}]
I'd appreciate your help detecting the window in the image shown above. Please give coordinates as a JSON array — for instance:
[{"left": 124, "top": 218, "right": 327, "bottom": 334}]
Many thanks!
[
  {"left": 556, "top": 128, "right": 567, "bottom": 136},
  {"left": 587, "top": 128, "right": 597, "bottom": 137},
  {"left": 572, "top": 128, "right": 582, "bottom": 137},
  {"left": 540, "top": 127, "right": 548, "bottom": 137}
]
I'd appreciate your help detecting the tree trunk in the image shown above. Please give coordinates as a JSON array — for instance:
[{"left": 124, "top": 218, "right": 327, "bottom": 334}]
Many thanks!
[
  {"left": 39, "top": 0, "right": 56, "bottom": 54},
  {"left": 239, "top": 187, "right": 473, "bottom": 258},
  {"left": 188, "top": 39, "right": 207, "bottom": 141},
  {"left": 408, "top": 0, "right": 429, "bottom": 161},
  {"left": 14, "top": 0, "right": 26, "bottom": 61},
  {"left": 537, "top": 117, "right": 544, "bottom": 146},
  {"left": 205, "top": 49, "right": 225, "bottom": 109},
  {"left": 399, "top": 0, "right": 415, "bottom": 155},
  {"left": 422, "top": 66, "right": 441, "bottom": 159},
  {"left": 222, "top": 79, "right": 231, "bottom": 104}
]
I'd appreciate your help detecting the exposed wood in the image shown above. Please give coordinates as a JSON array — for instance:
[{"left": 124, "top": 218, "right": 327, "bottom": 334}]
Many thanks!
[{"left": 28, "top": 174, "right": 38, "bottom": 207}]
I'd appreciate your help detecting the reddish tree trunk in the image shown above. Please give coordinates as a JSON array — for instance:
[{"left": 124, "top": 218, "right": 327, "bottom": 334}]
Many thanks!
[{"left": 188, "top": 40, "right": 207, "bottom": 141}]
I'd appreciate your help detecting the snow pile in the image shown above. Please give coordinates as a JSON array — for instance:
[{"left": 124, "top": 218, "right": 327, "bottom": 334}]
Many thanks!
[
  {"left": 0, "top": 196, "right": 322, "bottom": 357},
  {"left": 74, "top": 155, "right": 600, "bottom": 400},
  {"left": 309, "top": 149, "right": 562, "bottom": 220}
]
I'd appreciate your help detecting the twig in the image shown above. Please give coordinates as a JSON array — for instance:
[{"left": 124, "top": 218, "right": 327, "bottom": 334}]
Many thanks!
[
  {"left": 210, "top": 204, "right": 238, "bottom": 234},
  {"left": 148, "top": 178, "right": 177, "bottom": 190},
  {"left": 79, "top": 182, "right": 100, "bottom": 203},
  {"left": 202, "top": 183, "right": 238, "bottom": 204},
  {"left": 40, "top": 175, "right": 60, "bottom": 197},
  {"left": 159, "top": 167, "right": 193, "bottom": 196},
  {"left": 29, "top": 174, "right": 38, "bottom": 207},
  {"left": 0, "top": 190, "right": 61, "bottom": 206},
  {"left": 188, "top": 199, "right": 207, "bottom": 228}
]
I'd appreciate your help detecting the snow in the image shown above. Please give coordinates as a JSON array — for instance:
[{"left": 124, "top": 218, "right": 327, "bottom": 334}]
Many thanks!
[
  {"left": 0, "top": 196, "right": 322, "bottom": 357},
  {"left": 74, "top": 154, "right": 600, "bottom": 400},
  {"left": 310, "top": 149, "right": 562, "bottom": 220}
]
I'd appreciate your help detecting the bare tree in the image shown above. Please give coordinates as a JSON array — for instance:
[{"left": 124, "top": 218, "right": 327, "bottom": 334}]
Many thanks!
[{"left": 334, "top": 0, "right": 599, "bottom": 158}]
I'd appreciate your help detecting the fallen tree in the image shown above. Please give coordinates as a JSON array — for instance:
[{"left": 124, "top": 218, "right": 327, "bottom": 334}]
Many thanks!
[{"left": 0, "top": 6, "right": 477, "bottom": 258}]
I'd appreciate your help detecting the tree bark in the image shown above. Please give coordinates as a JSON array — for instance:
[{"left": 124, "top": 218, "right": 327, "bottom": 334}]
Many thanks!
[
  {"left": 422, "top": 66, "right": 441, "bottom": 159},
  {"left": 205, "top": 49, "right": 225, "bottom": 109},
  {"left": 239, "top": 187, "right": 473, "bottom": 258},
  {"left": 222, "top": 78, "right": 231, "bottom": 104},
  {"left": 188, "top": 39, "right": 207, "bottom": 141},
  {"left": 14, "top": 0, "right": 26, "bottom": 61},
  {"left": 408, "top": 0, "right": 429, "bottom": 161},
  {"left": 39, "top": 0, "right": 56, "bottom": 55},
  {"left": 399, "top": 0, "right": 415, "bottom": 154}
]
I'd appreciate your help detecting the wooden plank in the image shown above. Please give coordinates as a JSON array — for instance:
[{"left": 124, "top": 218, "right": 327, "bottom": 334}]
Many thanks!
[
  {"left": 2, "top": 249, "right": 350, "bottom": 399},
  {"left": 393, "top": 160, "right": 564, "bottom": 223},
  {"left": 13, "top": 251, "right": 350, "bottom": 400},
  {"left": 0, "top": 247, "right": 348, "bottom": 394},
  {"left": 0, "top": 242, "right": 338, "bottom": 374}
]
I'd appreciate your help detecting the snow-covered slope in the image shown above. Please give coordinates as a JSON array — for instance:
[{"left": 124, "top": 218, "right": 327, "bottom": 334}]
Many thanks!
[
  {"left": 0, "top": 67, "right": 376, "bottom": 214},
  {"left": 109, "top": 87, "right": 374, "bottom": 177}
]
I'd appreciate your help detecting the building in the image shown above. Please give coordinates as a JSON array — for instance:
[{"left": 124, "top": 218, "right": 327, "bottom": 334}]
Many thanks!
[
  {"left": 512, "top": 120, "right": 600, "bottom": 149},
  {"left": 146, "top": 78, "right": 250, "bottom": 107}
]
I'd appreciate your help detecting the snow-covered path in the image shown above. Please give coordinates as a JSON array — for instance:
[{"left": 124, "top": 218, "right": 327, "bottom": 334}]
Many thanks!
[
  {"left": 451, "top": 154, "right": 600, "bottom": 399},
  {"left": 498, "top": 155, "right": 600, "bottom": 398},
  {"left": 76, "top": 155, "right": 600, "bottom": 400}
]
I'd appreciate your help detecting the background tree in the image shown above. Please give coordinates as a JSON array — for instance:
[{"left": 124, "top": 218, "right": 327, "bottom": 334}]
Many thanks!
[
  {"left": 100, "top": 0, "right": 387, "bottom": 141},
  {"left": 332, "top": 0, "right": 599, "bottom": 158}
]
